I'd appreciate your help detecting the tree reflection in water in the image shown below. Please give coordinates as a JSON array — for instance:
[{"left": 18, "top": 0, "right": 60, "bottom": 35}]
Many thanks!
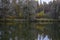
[{"left": 0, "top": 20, "right": 60, "bottom": 40}]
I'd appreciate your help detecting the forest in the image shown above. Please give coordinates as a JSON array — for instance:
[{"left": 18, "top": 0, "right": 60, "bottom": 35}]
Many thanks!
[{"left": 0, "top": 0, "right": 60, "bottom": 40}]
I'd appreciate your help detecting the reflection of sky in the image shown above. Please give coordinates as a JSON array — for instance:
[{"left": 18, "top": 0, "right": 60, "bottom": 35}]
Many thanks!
[
  {"left": 44, "top": 35, "right": 49, "bottom": 40},
  {"left": 38, "top": 34, "right": 51, "bottom": 40}
]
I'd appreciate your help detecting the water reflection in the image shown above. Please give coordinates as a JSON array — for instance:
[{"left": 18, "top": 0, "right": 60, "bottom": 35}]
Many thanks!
[
  {"left": 0, "top": 21, "right": 60, "bottom": 40},
  {"left": 37, "top": 34, "right": 52, "bottom": 40}
]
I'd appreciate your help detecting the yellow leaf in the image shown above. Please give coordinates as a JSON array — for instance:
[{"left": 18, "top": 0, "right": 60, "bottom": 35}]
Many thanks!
[
  {"left": 37, "top": 11, "right": 44, "bottom": 17},
  {"left": 36, "top": 25, "right": 44, "bottom": 31}
]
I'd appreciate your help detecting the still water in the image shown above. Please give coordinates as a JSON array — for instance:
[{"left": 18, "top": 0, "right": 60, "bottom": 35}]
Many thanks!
[
  {"left": 37, "top": 34, "right": 52, "bottom": 40},
  {"left": 0, "top": 21, "right": 60, "bottom": 40}
]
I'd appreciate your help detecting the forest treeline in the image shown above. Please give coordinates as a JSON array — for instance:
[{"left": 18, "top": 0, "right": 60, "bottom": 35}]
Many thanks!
[
  {"left": 0, "top": 0, "right": 60, "bottom": 40},
  {"left": 0, "top": 0, "right": 60, "bottom": 19}
]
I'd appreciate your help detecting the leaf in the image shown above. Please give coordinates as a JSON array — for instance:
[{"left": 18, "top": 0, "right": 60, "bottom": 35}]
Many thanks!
[{"left": 37, "top": 11, "right": 45, "bottom": 17}]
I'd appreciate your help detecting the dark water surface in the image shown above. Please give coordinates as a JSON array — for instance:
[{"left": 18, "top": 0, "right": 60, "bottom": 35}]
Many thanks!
[{"left": 0, "top": 20, "right": 60, "bottom": 40}]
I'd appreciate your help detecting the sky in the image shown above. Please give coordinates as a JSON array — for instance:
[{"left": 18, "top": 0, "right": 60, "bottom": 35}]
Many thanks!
[
  {"left": 38, "top": 0, "right": 53, "bottom": 4},
  {"left": 42, "top": 0, "right": 53, "bottom": 3}
]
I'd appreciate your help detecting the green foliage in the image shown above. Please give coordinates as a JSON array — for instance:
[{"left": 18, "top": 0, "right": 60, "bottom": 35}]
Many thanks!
[
  {"left": 37, "top": 11, "right": 45, "bottom": 17},
  {"left": 0, "top": 0, "right": 60, "bottom": 40}
]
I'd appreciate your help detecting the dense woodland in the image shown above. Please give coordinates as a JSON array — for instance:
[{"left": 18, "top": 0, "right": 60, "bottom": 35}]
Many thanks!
[{"left": 0, "top": 0, "right": 60, "bottom": 40}]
